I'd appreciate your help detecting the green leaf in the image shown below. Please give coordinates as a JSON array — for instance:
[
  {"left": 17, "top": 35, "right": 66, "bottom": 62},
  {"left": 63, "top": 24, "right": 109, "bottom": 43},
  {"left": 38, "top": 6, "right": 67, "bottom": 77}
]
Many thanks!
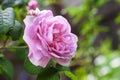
[
  {"left": 9, "top": 20, "right": 22, "bottom": 41},
  {"left": 0, "top": 8, "right": 15, "bottom": 34},
  {"left": 64, "top": 71, "right": 78, "bottom": 80},
  {"left": 24, "top": 57, "right": 44, "bottom": 75},
  {"left": 24, "top": 57, "right": 60, "bottom": 80},
  {"left": 14, "top": 0, "right": 24, "bottom": 7},
  {"left": 16, "top": 48, "right": 28, "bottom": 61},
  {"left": 2, "top": 0, "right": 26, "bottom": 9},
  {"left": 116, "top": 0, "right": 120, "bottom": 3},
  {"left": 37, "top": 67, "right": 60, "bottom": 80},
  {"left": 0, "top": 53, "right": 4, "bottom": 58},
  {"left": 115, "top": 13, "right": 120, "bottom": 24},
  {"left": 2, "top": 0, "right": 14, "bottom": 9},
  {"left": 0, "top": 0, "right": 4, "bottom": 4},
  {"left": 0, "top": 58, "right": 14, "bottom": 80},
  {"left": 56, "top": 63, "right": 70, "bottom": 71}
]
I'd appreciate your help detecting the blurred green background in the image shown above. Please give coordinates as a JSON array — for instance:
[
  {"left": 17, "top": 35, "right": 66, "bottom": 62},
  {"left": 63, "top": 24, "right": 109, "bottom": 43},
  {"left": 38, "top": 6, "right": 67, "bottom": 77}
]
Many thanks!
[{"left": 38, "top": 0, "right": 120, "bottom": 80}]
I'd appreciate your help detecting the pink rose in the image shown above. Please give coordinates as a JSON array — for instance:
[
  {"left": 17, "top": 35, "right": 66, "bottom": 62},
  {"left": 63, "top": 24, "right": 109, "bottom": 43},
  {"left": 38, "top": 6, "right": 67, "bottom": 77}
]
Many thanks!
[
  {"left": 23, "top": 8, "right": 78, "bottom": 68},
  {"left": 27, "top": 0, "right": 38, "bottom": 10}
]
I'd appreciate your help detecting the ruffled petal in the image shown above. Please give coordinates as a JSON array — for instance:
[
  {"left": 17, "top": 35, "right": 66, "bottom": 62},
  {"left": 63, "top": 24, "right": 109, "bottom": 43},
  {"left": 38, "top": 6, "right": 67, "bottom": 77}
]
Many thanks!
[
  {"left": 56, "top": 58, "right": 70, "bottom": 66},
  {"left": 28, "top": 51, "right": 51, "bottom": 68}
]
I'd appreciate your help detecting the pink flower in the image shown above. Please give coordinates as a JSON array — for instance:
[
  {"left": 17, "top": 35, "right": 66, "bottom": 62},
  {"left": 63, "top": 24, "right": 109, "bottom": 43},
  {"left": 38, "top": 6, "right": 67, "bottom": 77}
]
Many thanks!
[
  {"left": 27, "top": 0, "right": 38, "bottom": 10},
  {"left": 23, "top": 8, "right": 78, "bottom": 68}
]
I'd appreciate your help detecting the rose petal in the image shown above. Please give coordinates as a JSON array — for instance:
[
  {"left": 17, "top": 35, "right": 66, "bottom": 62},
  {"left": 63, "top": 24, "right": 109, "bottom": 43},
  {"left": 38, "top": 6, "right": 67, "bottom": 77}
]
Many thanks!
[
  {"left": 28, "top": 51, "right": 51, "bottom": 68},
  {"left": 56, "top": 58, "right": 70, "bottom": 66},
  {"left": 27, "top": 0, "right": 38, "bottom": 10},
  {"left": 23, "top": 8, "right": 78, "bottom": 67}
]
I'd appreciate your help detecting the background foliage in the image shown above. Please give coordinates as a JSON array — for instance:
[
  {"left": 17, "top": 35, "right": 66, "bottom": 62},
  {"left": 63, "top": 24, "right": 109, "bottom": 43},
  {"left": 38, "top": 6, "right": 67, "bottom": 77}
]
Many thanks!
[{"left": 0, "top": 0, "right": 120, "bottom": 80}]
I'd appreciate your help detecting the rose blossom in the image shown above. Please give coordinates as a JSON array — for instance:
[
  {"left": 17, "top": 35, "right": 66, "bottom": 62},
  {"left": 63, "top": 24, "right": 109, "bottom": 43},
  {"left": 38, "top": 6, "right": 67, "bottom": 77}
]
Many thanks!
[
  {"left": 23, "top": 8, "right": 78, "bottom": 68},
  {"left": 27, "top": 0, "right": 38, "bottom": 10}
]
